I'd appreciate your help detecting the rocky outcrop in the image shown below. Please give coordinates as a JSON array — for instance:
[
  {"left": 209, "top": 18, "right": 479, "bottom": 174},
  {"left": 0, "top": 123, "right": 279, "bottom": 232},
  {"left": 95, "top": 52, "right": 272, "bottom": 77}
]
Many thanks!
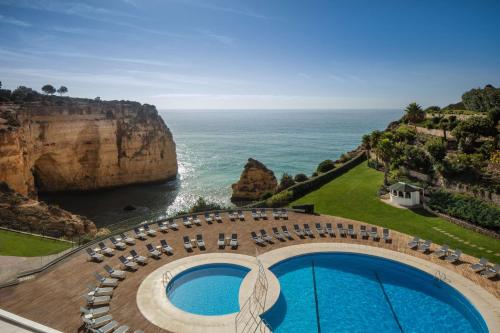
[
  {"left": 0, "top": 98, "right": 177, "bottom": 197},
  {"left": 231, "top": 158, "right": 277, "bottom": 202},
  {"left": 0, "top": 182, "right": 97, "bottom": 238}
]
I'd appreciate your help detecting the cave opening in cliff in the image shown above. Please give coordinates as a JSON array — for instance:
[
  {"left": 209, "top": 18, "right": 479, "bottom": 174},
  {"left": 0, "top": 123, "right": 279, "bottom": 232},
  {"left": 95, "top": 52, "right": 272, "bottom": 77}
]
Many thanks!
[{"left": 33, "top": 154, "right": 62, "bottom": 193}]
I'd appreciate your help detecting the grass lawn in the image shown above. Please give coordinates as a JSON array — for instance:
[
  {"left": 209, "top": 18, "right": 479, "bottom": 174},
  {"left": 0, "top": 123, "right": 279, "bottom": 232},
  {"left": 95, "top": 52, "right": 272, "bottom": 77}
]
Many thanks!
[
  {"left": 291, "top": 162, "right": 500, "bottom": 262},
  {"left": 0, "top": 229, "right": 73, "bottom": 257}
]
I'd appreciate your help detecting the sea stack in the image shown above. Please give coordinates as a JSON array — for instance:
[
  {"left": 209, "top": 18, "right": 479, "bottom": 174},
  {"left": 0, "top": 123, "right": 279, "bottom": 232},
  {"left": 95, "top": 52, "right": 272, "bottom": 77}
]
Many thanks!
[
  {"left": 0, "top": 97, "right": 178, "bottom": 197},
  {"left": 231, "top": 158, "right": 278, "bottom": 202}
]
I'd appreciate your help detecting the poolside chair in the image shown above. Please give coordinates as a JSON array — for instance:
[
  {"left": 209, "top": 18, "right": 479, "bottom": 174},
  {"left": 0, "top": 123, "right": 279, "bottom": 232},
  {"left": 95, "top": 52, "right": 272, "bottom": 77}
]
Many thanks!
[
  {"left": 130, "top": 250, "right": 148, "bottom": 265},
  {"left": 272, "top": 208, "right": 280, "bottom": 219},
  {"left": 480, "top": 264, "right": 500, "bottom": 279},
  {"left": 347, "top": 224, "right": 356, "bottom": 237},
  {"left": 471, "top": 258, "right": 489, "bottom": 272},
  {"left": 204, "top": 213, "right": 213, "bottom": 224},
  {"left": 85, "top": 295, "right": 110, "bottom": 306},
  {"left": 228, "top": 211, "right": 236, "bottom": 221},
  {"left": 183, "top": 236, "right": 193, "bottom": 251},
  {"left": 109, "top": 237, "right": 126, "bottom": 250},
  {"left": 418, "top": 240, "right": 432, "bottom": 253},
  {"left": 369, "top": 227, "right": 379, "bottom": 240},
  {"left": 87, "top": 284, "right": 114, "bottom": 297},
  {"left": 293, "top": 224, "right": 305, "bottom": 238},
  {"left": 445, "top": 249, "right": 462, "bottom": 263},
  {"left": 238, "top": 210, "right": 245, "bottom": 220},
  {"left": 260, "top": 229, "right": 273, "bottom": 242},
  {"left": 315, "top": 223, "right": 326, "bottom": 236},
  {"left": 324, "top": 223, "right": 334, "bottom": 237},
  {"left": 337, "top": 223, "right": 347, "bottom": 237},
  {"left": 382, "top": 228, "right": 391, "bottom": 242},
  {"left": 359, "top": 225, "right": 369, "bottom": 238},
  {"left": 80, "top": 306, "right": 109, "bottom": 319},
  {"left": 433, "top": 244, "right": 449, "bottom": 258},
  {"left": 196, "top": 234, "right": 206, "bottom": 249},
  {"left": 260, "top": 208, "right": 268, "bottom": 219},
  {"left": 281, "top": 225, "right": 293, "bottom": 239},
  {"left": 83, "top": 314, "right": 113, "bottom": 329},
  {"left": 272, "top": 227, "right": 285, "bottom": 241},
  {"left": 160, "top": 239, "right": 174, "bottom": 255},
  {"left": 218, "top": 233, "right": 226, "bottom": 248},
  {"left": 215, "top": 212, "right": 223, "bottom": 223},
  {"left": 113, "top": 325, "right": 130, "bottom": 333},
  {"left": 143, "top": 224, "right": 156, "bottom": 236},
  {"left": 168, "top": 218, "right": 179, "bottom": 230},
  {"left": 146, "top": 243, "right": 162, "bottom": 259},
  {"left": 280, "top": 208, "right": 288, "bottom": 219},
  {"left": 251, "top": 231, "right": 265, "bottom": 245},
  {"left": 98, "top": 242, "right": 114, "bottom": 256},
  {"left": 120, "top": 233, "right": 135, "bottom": 245},
  {"left": 86, "top": 248, "right": 104, "bottom": 262},
  {"left": 251, "top": 209, "right": 259, "bottom": 220},
  {"left": 104, "top": 264, "right": 126, "bottom": 280},
  {"left": 192, "top": 214, "right": 202, "bottom": 225},
  {"left": 89, "top": 320, "right": 118, "bottom": 333},
  {"left": 118, "top": 256, "right": 138, "bottom": 271},
  {"left": 95, "top": 272, "right": 118, "bottom": 287},
  {"left": 303, "top": 224, "right": 313, "bottom": 237},
  {"left": 230, "top": 233, "right": 238, "bottom": 248},
  {"left": 182, "top": 216, "right": 192, "bottom": 227},
  {"left": 407, "top": 236, "right": 420, "bottom": 249},
  {"left": 133, "top": 228, "right": 147, "bottom": 240},
  {"left": 157, "top": 221, "right": 169, "bottom": 233}
]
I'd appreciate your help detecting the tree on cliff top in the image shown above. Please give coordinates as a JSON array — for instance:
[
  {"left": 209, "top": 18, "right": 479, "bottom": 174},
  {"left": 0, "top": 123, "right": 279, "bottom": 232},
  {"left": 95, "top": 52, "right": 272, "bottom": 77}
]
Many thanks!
[
  {"left": 404, "top": 102, "right": 425, "bottom": 124},
  {"left": 42, "top": 84, "right": 56, "bottom": 95},
  {"left": 57, "top": 86, "right": 68, "bottom": 96}
]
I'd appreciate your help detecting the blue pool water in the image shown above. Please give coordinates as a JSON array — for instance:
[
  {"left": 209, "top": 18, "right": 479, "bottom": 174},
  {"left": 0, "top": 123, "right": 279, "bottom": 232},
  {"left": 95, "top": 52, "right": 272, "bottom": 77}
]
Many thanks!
[
  {"left": 166, "top": 264, "right": 249, "bottom": 316},
  {"left": 262, "top": 253, "right": 488, "bottom": 333}
]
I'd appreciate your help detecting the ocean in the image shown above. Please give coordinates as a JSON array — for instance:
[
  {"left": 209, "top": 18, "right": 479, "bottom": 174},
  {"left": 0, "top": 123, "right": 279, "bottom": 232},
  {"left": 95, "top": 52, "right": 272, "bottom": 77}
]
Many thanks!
[{"left": 40, "top": 109, "right": 402, "bottom": 228}]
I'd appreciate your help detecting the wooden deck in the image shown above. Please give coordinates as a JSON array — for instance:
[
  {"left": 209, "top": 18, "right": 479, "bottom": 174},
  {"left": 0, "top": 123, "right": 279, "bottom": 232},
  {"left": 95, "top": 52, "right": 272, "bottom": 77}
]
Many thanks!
[{"left": 0, "top": 211, "right": 498, "bottom": 333}]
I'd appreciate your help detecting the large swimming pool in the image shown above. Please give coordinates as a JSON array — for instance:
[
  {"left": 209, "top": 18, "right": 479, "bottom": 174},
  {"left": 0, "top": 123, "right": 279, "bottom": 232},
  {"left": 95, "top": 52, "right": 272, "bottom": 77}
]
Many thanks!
[
  {"left": 261, "top": 253, "right": 488, "bottom": 333},
  {"left": 166, "top": 263, "right": 249, "bottom": 316}
]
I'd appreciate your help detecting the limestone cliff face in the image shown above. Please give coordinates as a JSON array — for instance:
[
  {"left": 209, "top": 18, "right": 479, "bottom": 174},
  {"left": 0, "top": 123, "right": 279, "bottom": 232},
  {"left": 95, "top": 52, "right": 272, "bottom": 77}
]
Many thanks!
[
  {"left": 231, "top": 158, "right": 277, "bottom": 202},
  {"left": 0, "top": 98, "right": 177, "bottom": 197}
]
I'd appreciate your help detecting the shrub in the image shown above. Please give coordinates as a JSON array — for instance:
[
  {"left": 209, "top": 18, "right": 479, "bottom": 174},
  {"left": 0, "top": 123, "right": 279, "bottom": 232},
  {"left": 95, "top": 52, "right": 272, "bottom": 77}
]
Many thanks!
[
  {"left": 425, "top": 106, "right": 441, "bottom": 113},
  {"left": 394, "top": 124, "right": 416, "bottom": 143},
  {"left": 265, "top": 190, "right": 293, "bottom": 207},
  {"left": 317, "top": 159, "right": 335, "bottom": 173},
  {"left": 11, "top": 86, "right": 40, "bottom": 102},
  {"left": 425, "top": 138, "right": 447, "bottom": 161},
  {"left": 278, "top": 173, "right": 295, "bottom": 191},
  {"left": 462, "top": 84, "right": 500, "bottom": 112},
  {"left": 311, "top": 172, "right": 318, "bottom": 177},
  {"left": 402, "top": 145, "right": 432, "bottom": 173},
  {"left": 260, "top": 191, "right": 273, "bottom": 200},
  {"left": 442, "top": 152, "right": 484, "bottom": 179},
  {"left": 188, "top": 197, "right": 225, "bottom": 213},
  {"left": 294, "top": 173, "right": 308, "bottom": 182}
]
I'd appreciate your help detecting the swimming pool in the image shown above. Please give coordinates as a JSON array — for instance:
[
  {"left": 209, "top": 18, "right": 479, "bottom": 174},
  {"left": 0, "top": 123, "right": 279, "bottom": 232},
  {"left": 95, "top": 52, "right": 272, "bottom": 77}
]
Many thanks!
[
  {"left": 261, "top": 253, "right": 488, "bottom": 333},
  {"left": 166, "top": 263, "right": 250, "bottom": 316}
]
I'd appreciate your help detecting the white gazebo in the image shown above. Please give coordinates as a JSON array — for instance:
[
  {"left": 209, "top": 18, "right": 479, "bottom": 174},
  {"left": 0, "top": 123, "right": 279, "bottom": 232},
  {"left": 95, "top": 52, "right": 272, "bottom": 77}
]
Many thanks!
[{"left": 388, "top": 182, "right": 421, "bottom": 207}]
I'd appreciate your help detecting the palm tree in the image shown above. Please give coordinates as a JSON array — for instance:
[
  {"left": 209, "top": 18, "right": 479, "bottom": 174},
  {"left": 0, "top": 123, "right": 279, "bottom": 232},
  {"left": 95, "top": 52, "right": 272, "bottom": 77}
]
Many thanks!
[
  {"left": 405, "top": 102, "right": 425, "bottom": 124},
  {"left": 376, "top": 138, "right": 395, "bottom": 185}
]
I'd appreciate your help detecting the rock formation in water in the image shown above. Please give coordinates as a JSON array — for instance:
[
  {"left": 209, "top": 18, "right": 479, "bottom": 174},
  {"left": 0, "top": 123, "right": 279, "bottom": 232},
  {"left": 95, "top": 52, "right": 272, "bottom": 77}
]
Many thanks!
[
  {"left": 231, "top": 158, "right": 278, "bottom": 202},
  {"left": 0, "top": 96, "right": 177, "bottom": 197},
  {"left": 0, "top": 182, "right": 97, "bottom": 238}
]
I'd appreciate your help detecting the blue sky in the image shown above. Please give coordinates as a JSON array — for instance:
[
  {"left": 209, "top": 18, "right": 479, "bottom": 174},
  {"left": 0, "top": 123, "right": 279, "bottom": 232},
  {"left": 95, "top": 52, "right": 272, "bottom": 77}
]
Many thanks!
[{"left": 0, "top": 0, "right": 499, "bottom": 109}]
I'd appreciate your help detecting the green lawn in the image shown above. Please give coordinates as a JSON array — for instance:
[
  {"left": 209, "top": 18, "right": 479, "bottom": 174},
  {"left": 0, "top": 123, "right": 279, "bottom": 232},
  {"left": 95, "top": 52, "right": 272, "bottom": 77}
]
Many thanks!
[
  {"left": 292, "top": 162, "right": 500, "bottom": 262},
  {"left": 0, "top": 230, "right": 72, "bottom": 257}
]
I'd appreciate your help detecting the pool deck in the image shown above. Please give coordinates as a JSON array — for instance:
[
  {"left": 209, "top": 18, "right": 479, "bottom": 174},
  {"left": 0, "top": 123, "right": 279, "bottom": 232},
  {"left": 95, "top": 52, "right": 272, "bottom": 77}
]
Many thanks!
[{"left": 0, "top": 211, "right": 498, "bottom": 333}]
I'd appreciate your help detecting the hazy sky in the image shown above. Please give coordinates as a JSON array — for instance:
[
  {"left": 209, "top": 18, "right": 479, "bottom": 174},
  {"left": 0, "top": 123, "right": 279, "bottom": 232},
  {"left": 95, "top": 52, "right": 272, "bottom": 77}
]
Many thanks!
[{"left": 0, "top": 0, "right": 499, "bottom": 109}]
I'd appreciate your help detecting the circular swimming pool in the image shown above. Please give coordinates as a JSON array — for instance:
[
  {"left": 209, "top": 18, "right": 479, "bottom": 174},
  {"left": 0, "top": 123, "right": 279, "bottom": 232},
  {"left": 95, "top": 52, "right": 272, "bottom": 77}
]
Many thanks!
[
  {"left": 261, "top": 253, "right": 488, "bottom": 333},
  {"left": 166, "top": 263, "right": 250, "bottom": 316}
]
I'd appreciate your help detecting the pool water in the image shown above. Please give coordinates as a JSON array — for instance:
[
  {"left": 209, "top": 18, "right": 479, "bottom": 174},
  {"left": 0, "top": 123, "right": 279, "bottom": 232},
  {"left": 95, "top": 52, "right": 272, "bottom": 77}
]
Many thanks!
[
  {"left": 261, "top": 253, "right": 488, "bottom": 333},
  {"left": 166, "top": 264, "right": 250, "bottom": 316}
]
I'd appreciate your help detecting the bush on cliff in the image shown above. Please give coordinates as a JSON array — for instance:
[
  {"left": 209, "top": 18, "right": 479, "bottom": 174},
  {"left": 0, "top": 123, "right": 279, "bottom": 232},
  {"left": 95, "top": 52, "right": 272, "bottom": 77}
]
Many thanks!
[
  {"left": 265, "top": 190, "right": 293, "bottom": 207},
  {"left": 317, "top": 159, "right": 335, "bottom": 173},
  {"left": 278, "top": 173, "right": 295, "bottom": 191},
  {"left": 188, "top": 197, "right": 226, "bottom": 213},
  {"left": 294, "top": 173, "right": 308, "bottom": 182}
]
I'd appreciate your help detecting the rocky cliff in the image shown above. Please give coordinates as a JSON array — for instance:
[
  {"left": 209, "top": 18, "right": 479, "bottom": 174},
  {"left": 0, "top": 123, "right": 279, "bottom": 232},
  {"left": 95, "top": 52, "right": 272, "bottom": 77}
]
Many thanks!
[
  {"left": 231, "top": 158, "right": 277, "bottom": 202},
  {"left": 0, "top": 97, "right": 177, "bottom": 197}
]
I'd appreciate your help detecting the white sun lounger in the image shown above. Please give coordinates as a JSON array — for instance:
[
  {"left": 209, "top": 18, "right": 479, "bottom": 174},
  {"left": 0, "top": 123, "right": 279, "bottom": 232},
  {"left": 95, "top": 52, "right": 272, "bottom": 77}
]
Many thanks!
[
  {"left": 130, "top": 250, "right": 148, "bottom": 265},
  {"left": 260, "top": 229, "right": 273, "bottom": 242},
  {"left": 382, "top": 228, "right": 391, "bottom": 242},
  {"left": 229, "top": 212, "right": 236, "bottom": 221},
  {"left": 337, "top": 223, "right": 347, "bottom": 237},
  {"left": 471, "top": 258, "right": 489, "bottom": 272},
  {"left": 272, "top": 209, "right": 280, "bottom": 219},
  {"left": 251, "top": 232, "right": 265, "bottom": 245},
  {"left": 95, "top": 272, "right": 118, "bottom": 287},
  {"left": 230, "top": 233, "right": 238, "bottom": 248},
  {"left": 168, "top": 218, "right": 179, "bottom": 229},
  {"left": 118, "top": 256, "right": 138, "bottom": 271},
  {"left": 90, "top": 320, "right": 118, "bottom": 333},
  {"left": 252, "top": 209, "right": 259, "bottom": 220},
  {"left": 85, "top": 295, "right": 110, "bottom": 306},
  {"left": 418, "top": 240, "right": 432, "bottom": 252},
  {"left": 146, "top": 243, "right": 162, "bottom": 258},
  {"left": 133, "top": 228, "right": 147, "bottom": 240},
  {"left": 86, "top": 248, "right": 104, "bottom": 262},
  {"left": 109, "top": 237, "right": 126, "bottom": 250},
  {"left": 157, "top": 221, "right": 169, "bottom": 233},
  {"left": 280, "top": 209, "right": 288, "bottom": 219},
  {"left": 407, "top": 236, "right": 420, "bottom": 249},
  {"left": 160, "top": 239, "right": 174, "bottom": 255},
  {"left": 113, "top": 325, "right": 130, "bottom": 333},
  {"left": 182, "top": 217, "right": 192, "bottom": 227},
  {"left": 87, "top": 284, "right": 114, "bottom": 297},
  {"left": 303, "top": 224, "right": 313, "bottom": 237},
  {"left": 215, "top": 212, "right": 223, "bottom": 223},
  {"left": 143, "top": 224, "right": 156, "bottom": 236},
  {"left": 98, "top": 242, "right": 114, "bottom": 256},
  {"left": 80, "top": 306, "right": 109, "bottom": 319},
  {"left": 445, "top": 249, "right": 462, "bottom": 263},
  {"left": 480, "top": 264, "right": 500, "bottom": 279},
  {"left": 120, "top": 233, "right": 135, "bottom": 245},
  {"left": 315, "top": 223, "right": 325, "bottom": 236},
  {"left": 218, "top": 233, "right": 225, "bottom": 248},
  {"left": 359, "top": 225, "right": 369, "bottom": 238},
  {"left": 204, "top": 213, "right": 213, "bottom": 224},
  {"left": 196, "top": 234, "right": 206, "bottom": 249},
  {"left": 104, "top": 264, "right": 126, "bottom": 280},
  {"left": 272, "top": 227, "right": 285, "bottom": 240},
  {"left": 325, "top": 223, "right": 334, "bottom": 237},
  {"left": 293, "top": 224, "right": 305, "bottom": 237},
  {"left": 192, "top": 215, "right": 202, "bottom": 225},
  {"left": 433, "top": 244, "right": 449, "bottom": 258},
  {"left": 183, "top": 236, "right": 193, "bottom": 250},
  {"left": 260, "top": 208, "right": 268, "bottom": 219},
  {"left": 281, "top": 226, "right": 293, "bottom": 239},
  {"left": 238, "top": 210, "right": 245, "bottom": 220},
  {"left": 83, "top": 314, "right": 113, "bottom": 329}
]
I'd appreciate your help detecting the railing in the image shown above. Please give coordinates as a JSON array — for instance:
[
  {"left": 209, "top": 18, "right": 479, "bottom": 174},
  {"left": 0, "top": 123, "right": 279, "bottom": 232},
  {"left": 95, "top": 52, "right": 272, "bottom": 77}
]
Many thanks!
[
  {"left": 434, "top": 270, "right": 450, "bottom": 285},
  {"left": 163, "top": 271, "right": 174, "bottom": 289}
]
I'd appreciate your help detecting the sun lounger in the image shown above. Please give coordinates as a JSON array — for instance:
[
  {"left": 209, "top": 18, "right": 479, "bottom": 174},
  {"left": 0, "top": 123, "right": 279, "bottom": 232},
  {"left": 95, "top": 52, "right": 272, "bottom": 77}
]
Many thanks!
[
  {"left": 260, "top": 229, "right": 273, "bottom": 242},
  {"left": 293, "top": 224, "right": 305, "bottom": 237},
  {"left": 104, "top": 264, "right": 126, "bottom": 280},
  {"left": 118, "top": 255, "right": 138, "bottom": 271},
  {"left": 113, "top": 325, "right": 130, "bottom": 333},
  {"left": 130, "top": 250, "right": 148, "bottom": 265},
  {"left": 203, "top": 213, "right": 212, "bottom": 224},
  {"left": 238, "top": 210, "right": 245, "bottom": 220},
  {"left": 230, "top": 233, "right": 238, "bottom": 248},
  {"left": 369, "top": 227, "right": 379, "bottom": 240},
  {"left": 407, "top": 236, "right": 420, "bottom": 249},
  {"left": 120, "top": 233, "right": 135, "bottom": 245},
  {"left": 315, "top": 223, "right": 325, "bottom": 236},
  {"left": 218, "top": 233, "right": 225, "bottom": 247},
  {"left": 146, "top": 243, "right": 161, "bottom": 258},
  {"left": 215, "top": 212, "right": 223, "bottom": 223},
  {"left": 280, "top": 208, "right": 288, "bottom": 219},
  {"left": 260, "top": 208, "right": 268, "bottom": 219},
  {"left": 86, "top": 248, "right": 104, "bottom": 262},
  {"left": 337, "top": 223, "right": 347, "bottom": 237},
  {"left": 98, "top": 242, "right": 114, "bottom": 256},
  {"left": 480, "top": 264, "right": 500, "bottom": 279},
  {"left": 251, "top": 231, "right": 265, "bottom": 245},
  {"left": 382, "top": 228, "right": 391, "bottom": 242},
  {"left": 109, "top": 237, "right": 126, "bottom": 250},
  {"left": 251, "top": 209, "right": 259, "bottom": 220},
  {"left": 95, "top": 272, "right": 118, "bottom": 287},
  {"left": 471, "top": 258, "right": 489, "bottom": 272},
  {"left": 272, "top": 227, "right": 285, "bottom": 241},
  {"left": 80, "top": 306, "right": 109, "bottom": 319},
  {"left": 281, "top": 225, "right": 292, "bottom": 239},
  {"left": 303, "top": 224, "right": 313, "bottom": 237},
  {"left": 182, "top": 216, "right": 192, "bottom": 227},
  {"left": 359, "top": 225, "right": 369, "bottom": 238},
  {"left": 272, "top": 208, "right": 280, "bottom": 219},
  {"left": 168, "top": 218, "right": 179, "bottom": 229},
  {"left": 228, "top": 212, "right": 235, "bottom": 221},
  {"left": 87, "top": 284, "right": 114, "bottom": 297},
  {"left": 418, "top": 240, "right": 432, "bottom": 253},
  {"left": 323, "top": 223, "right": 334, "bottom": 237},
  {"left": 90, "top": 320, "right": 118, "bottom": 333},
  {"left": 433, "top": 244, "right": 449, "bottom": 258},
  {"left": 157, "top": 221, "right": 169, "bottom": 232},
  {"left": 143, "top": 224, "right": 156, "bottom": 236},
  {"left": 347, "top": 224, "right": 356, "bottom": 237},
  {"left": 445, "top": 249, "right": 462, "bottom": 263},
  {"left": 85, "top": 295, "right": 110, "bottom": 306},
  {"left": 183, "top": 236, "right": 193, "bottom": 250},
  {"left": 133, "top": 228, "right": 147, "bottom": 240},
  {"left": 196, "top": 234, "right": 206, "bottom": 249},
  {"left": 159, "top": 239, "right": 173, "bottom": 255},
  {"left": 83, "top": 314, "right": 113, "bottom": 329},
  {"left": 190, "top": 214, "right": 201, "bottom": 226}
]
